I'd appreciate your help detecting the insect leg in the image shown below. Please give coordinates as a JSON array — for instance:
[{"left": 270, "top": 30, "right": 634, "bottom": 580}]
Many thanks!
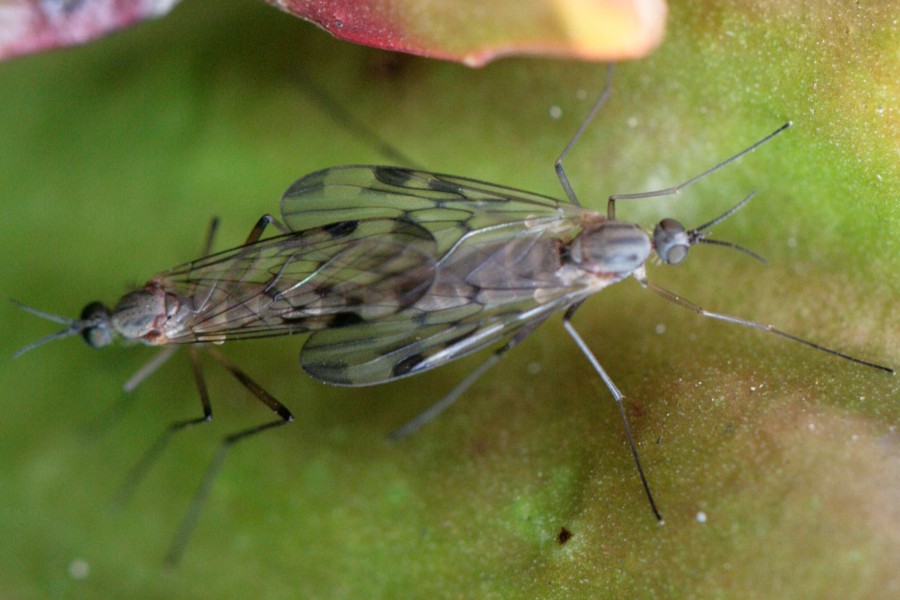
[
  {"left": 79, "top": 346, "right": 182, "bottom": 436},
  {"left": 606, "top": 122, "right": 791, "bottom": 220},
  {"left": 122, "top": 345, "right": 179, "bottom": 393},
  {"left": 114, "top": 346, "right": 213, "bottom": 507},
  {"left": 554, "top": 64, "right": 615, "bottom": 207},
  {"left": 636, "top": 276, "right": 894, "bottom": 373},
  {"left": 83, "top": 216, "right": 222, "bottom": 435},
  {"left": 388, "top": 351, "right": 501, "bottom": 441},
  {"left": 389, "top": 318, "right": 549, "bottom": 441},
  {"left": 244, "top": 214, "right": 290, "bottom": 245},
  {"left": 204, "top": 346, "right": 294, "bottom": 419},
  {"left": 295, "top": 69, "right": 422, "bottom": 168},
  {"left": 562, "top": 303, "right": 664, "bottom": 522},
  {"left": 201, "top": 217, "right": 220, "bottom": 255},
  {"left": 164, "top": 345, "right": 293, "bottom": 565}
]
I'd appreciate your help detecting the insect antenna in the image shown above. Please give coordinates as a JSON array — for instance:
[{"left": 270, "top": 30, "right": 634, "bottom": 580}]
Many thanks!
[
  {"left": 690, "top": 191, "right": 768, "bottom": 264},
  {"left": 654, "top": 191, "right": 772, "bottom": 267},
  {"left": 10, "top": 300, "right": 88, "bottom": 358},
  {"left": 646, "top": 191, "right": 893, "bottom": 373},
  {"left": 695, "top": 238, "right": 767, "bottom": 265}
]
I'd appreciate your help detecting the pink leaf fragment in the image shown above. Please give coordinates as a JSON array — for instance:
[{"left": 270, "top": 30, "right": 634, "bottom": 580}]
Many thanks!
[
  {"left": 267, "top": 0, "right": 667, "bottom": 66},
  {"left": 0, "top": 0, "right": 179, "bottom": 61}
]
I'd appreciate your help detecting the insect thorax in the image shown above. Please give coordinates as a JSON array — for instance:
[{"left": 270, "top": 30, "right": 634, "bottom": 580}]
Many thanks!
[
  {"left": 568, "top": 221, "right": 652, "bottom": 276},
  {"left": 110, "top": 283, "right": 188, "bottom": 345}
]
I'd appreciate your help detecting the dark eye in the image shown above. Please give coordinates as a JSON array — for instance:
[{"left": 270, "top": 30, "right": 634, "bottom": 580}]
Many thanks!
[
  {"left": 79, "top": 302, "right": 113, "bottom": 348},
  {"left": 653, "top": 218, "right": 689, "bottom": 264}
]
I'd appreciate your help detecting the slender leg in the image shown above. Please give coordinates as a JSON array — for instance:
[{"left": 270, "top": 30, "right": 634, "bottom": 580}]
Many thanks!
[
  {"left": 389, "top": 318, "right": 549, "bottom": 440},
  {"left": 204, "top": 346, "right": 294, "bottom": 420},
  {"left": 202, "top": 217, "right": 220, "bottom": 255},
  {"left": 637, "top": 276, "right": 894, "bottom": 373},
  {"left": 114, "top": 347, "right": 213, "bottom": 506},
  {"left": 555, "top": 64, "right": 615, "bottom": 207},
  {"left": 108, "top": 214, "right": 297, "bottom": 563},
  {"left": 606, "top": 122, "right": 791, "bottom": 220},
  {"left": 244, "top": 214, "right": 290, "bottom": 245},
  {"left": 114, "top": 343, "right": 294, "bottom": 564},
  {"left": 164, "top": 417, "right": 288, "bottom": 566},
  {"left": 122, "top": 346, "right": 179, "bottom": 393},
  {"left": 295, "top": 69, "right": 422, "bottom": 169},
  {"left": 78, "top": 346, "right": 180, "bottom": 436},
  {"left": 164, "top": 345, "right": 293, "bottom": 565},
  {"left": 206, "top": 212, "right": 290, "bottom": 251},
  {"left": 562, "top": 303, "right": 664, "bottom": 522},
  {"left": 388, "top": 351, "right": 502, "bottom": 441}
]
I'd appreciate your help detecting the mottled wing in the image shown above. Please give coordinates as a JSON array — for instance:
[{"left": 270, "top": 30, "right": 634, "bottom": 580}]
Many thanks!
[
  {"left": 285, "top": 166, "right": 598, "bottom": 386},
  {"left": 281, "top": 166, "right": 584, "bottom": 255},
  {"left": 300, "top": 286, "right": 577, "bottom": 386},
  {"left": 158, "top": 218, "right": 438, "bottom": 343}
]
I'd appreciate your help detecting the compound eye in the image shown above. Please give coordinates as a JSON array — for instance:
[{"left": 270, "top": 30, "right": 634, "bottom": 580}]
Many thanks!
[
  {"left": 653, "top": 218, "right": 690, "bottom": 265},
  {"left": 79, "top": 302, "right": 113, "bottom": 348},
  {"left": 82, "top": 326, "right": 112, "bottom": 348}
]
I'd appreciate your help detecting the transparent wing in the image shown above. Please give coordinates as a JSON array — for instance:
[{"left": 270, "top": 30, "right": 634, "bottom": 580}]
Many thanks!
[
  {"left": 300, "top": 288, "right": 577, "bottom": 386},
  {"left": 281, "top": 166, "right": 585, "bottom": 256},
  {"left": 162, "top": 166, "right": 604, "bottom": 382},
  {"left": 282, "top": 167, "right": 608, "bottom": 385},
  {"left": 159, "top": 218, "right": 438, "bottom": 343}
]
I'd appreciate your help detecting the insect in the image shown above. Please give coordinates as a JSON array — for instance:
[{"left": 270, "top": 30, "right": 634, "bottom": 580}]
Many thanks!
[{"left": 14, "top": 69, "right": 894, "bottom": 563}]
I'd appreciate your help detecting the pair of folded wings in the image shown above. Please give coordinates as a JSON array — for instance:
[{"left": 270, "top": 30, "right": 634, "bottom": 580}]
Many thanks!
[{"left": 160, "top": 166, "right": 598, "bottom": 386}]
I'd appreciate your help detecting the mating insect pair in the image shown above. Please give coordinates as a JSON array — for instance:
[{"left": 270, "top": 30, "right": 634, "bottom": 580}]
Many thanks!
[{"left": 14, "top": 69, "right": 893, "bottom": 564}]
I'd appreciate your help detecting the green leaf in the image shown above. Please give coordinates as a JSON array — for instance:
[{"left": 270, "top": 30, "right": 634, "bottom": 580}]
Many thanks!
[{"left": 0, "top": 0, "right": 895, "bottom": 597}]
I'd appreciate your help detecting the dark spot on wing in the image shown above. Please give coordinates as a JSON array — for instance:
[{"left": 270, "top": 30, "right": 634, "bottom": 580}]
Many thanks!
[
  {"left": 556, "top": 527, "right": 573, "bottom": 545},
  {"left": 374, "top": 167, "right": 413, "bottom": 186},
  {"left": 329, "top": 312, "right": 364, "bottom": 328},
  {"left": 324, "top": 220, "right": 359, "bottom": 238},
  {"left": 426, "top": 176, "right": 462, "bottom": 195},
  {"left": 392, "top": 353, "right": 425, "bottom": 377},
  {"left": 301, "top": 355, "right": 353, "bottom": 385}
]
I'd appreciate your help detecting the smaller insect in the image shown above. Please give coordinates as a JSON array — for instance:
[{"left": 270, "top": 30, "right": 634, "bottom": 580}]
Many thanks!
[{"left": 14, "top": 69, "right": 893, "bottom": 564}]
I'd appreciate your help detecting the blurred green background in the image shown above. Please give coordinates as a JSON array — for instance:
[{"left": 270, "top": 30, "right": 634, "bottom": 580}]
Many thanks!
[{"left": 0, "top": 0, "right": 896, "bottom": 597}]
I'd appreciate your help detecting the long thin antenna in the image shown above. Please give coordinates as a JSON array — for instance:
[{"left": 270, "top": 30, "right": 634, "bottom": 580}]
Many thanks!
[
  {"left": 690, "top": 191, "right": 768, "bottom": 264},
  {"left": 10, "top": 300, "right": 82, "bottom": 358}
]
